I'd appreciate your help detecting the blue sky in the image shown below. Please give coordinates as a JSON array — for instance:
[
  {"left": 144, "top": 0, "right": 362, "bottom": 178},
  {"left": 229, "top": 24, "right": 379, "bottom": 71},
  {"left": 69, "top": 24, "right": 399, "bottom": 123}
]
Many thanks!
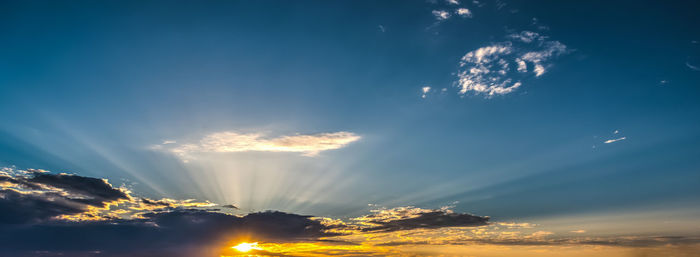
[{"left": 1, "top": 1, "right": 700, "bottom": 255}]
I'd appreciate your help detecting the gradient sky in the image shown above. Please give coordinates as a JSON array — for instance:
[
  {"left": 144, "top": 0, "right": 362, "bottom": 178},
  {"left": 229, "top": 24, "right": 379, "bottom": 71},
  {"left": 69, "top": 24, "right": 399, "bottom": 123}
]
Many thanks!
[{"left": 1, "top": 1, "right": 700, "bottom": 256}]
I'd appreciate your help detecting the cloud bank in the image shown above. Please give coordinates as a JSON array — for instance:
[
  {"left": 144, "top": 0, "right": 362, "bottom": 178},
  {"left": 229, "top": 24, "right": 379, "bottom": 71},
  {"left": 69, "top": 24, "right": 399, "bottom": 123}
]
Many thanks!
[{"left": 3, "top": 168, "right": 698, "bottom": 257}]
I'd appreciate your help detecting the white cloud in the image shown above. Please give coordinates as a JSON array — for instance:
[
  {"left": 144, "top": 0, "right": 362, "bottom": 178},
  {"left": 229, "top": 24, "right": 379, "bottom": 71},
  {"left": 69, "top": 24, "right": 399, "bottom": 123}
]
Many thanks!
[
  {"left": 421, "top": 86, "right": 432, "bottom": 98},
  {"left": 686, "top": 61, "right": 700, "bottom": 71},
  {"left": 455, "top": 8, "right": 472, "bottom": 18},
  {"left": 456, "top": 32, "right": 567, "bottom": 97},
  {"left": 432, "top": 10, "right": 451, "bottom": 20},
  {"left": 508, "top": 31, "right": 542, "bottom": 43},
  {"left": 604, "top": 137, "right": 626, "bottom": 144},
  {"left": 156, "top": 131, "right": 361, "bottom": 161},
  {"left": 446, "top": 0, "right": 460, "bottom": 5},
  {"left": 516, "top": 58, "right": 527, "bottom": 72}
]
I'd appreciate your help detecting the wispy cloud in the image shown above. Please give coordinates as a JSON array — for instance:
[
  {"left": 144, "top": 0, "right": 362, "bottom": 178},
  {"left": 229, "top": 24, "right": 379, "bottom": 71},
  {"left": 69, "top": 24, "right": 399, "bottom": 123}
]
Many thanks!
[
  {"left": 604, "top": 137, "right": 627, "bottom": 144},
  {"left": 432, "top": 10, "right": 451, "bottom": 20},
  {"left": 421, "top": 86, "right": 432, "bottom": 98},
  {"left": 457, "top": 31, "right": 567, "bottom": 96},
  {"left": 156, "top": 131, "right": 360, "bottom": 161},
  {"left": 455, "top": 8, "right": 472, "bottom": 18},
  {"left": 686, "top": 61, "right": 700, "bottom": 71},
  {"left": 446, "top": 0, "right": 460, "bottom": 5}
]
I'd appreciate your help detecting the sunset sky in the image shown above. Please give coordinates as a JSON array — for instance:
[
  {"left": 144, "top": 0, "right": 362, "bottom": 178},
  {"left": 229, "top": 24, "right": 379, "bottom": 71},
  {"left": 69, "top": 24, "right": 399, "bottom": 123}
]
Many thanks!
[{"left": 1, "top": 0, "right": 700, "bottom": 256}]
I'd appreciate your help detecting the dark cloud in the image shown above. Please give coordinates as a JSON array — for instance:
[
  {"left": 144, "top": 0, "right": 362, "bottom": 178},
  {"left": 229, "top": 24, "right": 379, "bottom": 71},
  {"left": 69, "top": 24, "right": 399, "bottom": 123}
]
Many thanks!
[
  {"left": 0, "top": 209, "right": 339, "bottom": 257},
  {"left": 361, "top": 210, "right": 489, "bottom": 232},
  {"left": 0, "top": 169, "right": 341, "bottom": 256},
  {"left": 241, "top": 211, "right": 341, "bottom": 240},
  {"left": 2, "top": 169, "right": 496, "bottom": 257},
  {"left": 28, "top": 172, "right": 129, "bottom": 206},
  {"left": 222, "top": 204, "right": 239, "bottom": 209},
  {"left": 0, "top": 171, "right": 131, "bottom": 224},
  {"left": 0, "top": 189, "right": 85, "bottom": 224},
  {"left": 141, "top": 198, "right": 173, "bottom": 207}
]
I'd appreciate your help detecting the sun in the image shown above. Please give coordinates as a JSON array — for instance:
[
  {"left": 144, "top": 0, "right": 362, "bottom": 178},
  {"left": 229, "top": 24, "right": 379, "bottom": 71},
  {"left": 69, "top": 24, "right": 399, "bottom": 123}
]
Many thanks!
[{"left": 232, "top": 242, "right": 261, "bottom": 252}]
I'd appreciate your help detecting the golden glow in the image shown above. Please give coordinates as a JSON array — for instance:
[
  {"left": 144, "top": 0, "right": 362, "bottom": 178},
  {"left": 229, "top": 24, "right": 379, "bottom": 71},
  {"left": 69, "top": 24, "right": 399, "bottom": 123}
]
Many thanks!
[{"left": 232, "top": 242, "right": 260, "bottom": 252}]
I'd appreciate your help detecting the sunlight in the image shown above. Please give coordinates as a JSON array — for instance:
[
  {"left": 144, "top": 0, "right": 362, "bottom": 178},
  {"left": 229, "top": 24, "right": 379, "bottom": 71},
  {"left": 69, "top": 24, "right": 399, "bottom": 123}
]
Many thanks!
[{"left": 232, "top": 242, "right": 261, "bottom": 252}]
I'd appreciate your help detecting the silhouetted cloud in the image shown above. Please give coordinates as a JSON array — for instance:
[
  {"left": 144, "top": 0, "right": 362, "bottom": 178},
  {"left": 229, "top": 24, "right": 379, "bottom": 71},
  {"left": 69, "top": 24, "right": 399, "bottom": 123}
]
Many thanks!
[
  {"left": 222, "top": 204, "right": 239, "bottom": 209},
  {"left": 0, "top": 189, "right": 85, "bottom": 224},
  {"left": 0, "top": 168, "right": 346, "bottom": 256},
  {"left": 0, "top": 170, "right": 130, "bottom": 224},
  {"left": 355, "top": 206, "right": 489, "bottom": 232},
  {"left": 0, "top": 208, "right": 339, "bottom": 257},
  {"left": 28, "top": 172, "right": 129, "bottom": 206}
]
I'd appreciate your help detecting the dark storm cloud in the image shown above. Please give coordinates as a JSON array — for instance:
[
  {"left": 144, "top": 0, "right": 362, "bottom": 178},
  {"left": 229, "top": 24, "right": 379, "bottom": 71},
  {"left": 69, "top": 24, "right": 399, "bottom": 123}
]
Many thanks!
[{"left": 361, "top": 210, "right": 489, "bottom": 232}]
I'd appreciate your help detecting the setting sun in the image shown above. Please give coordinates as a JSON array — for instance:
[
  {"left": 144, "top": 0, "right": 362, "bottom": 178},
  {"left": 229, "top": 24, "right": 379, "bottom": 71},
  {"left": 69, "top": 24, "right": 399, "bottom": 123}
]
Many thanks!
[{"left": 232, "top": 242, "right": 260, "bottom": 252}]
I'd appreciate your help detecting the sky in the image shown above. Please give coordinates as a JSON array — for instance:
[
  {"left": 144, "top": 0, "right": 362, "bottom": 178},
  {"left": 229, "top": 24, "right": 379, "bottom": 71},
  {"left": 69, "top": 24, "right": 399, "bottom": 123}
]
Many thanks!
[{"left": 1, "top": 0, "right": 700, "bottom": 256}]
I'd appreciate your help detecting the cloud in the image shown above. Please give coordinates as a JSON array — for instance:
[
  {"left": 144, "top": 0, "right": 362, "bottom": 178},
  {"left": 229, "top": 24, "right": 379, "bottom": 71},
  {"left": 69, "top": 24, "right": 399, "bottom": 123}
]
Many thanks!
[
  {"left": 28, "top": 172, "right": 129, "bottom": 206},
  {"left": 432, "top": 10, "right": 451, "bottom": 20},
  {"left": 457, "top": 31, "right": 567, "bottom": 96},
  {"left": 0, "top": 168, "right": 342, "bottom": 257},
  {"left": 3, "top": 167, "right": 699, "bottom": 256},
  {"left": 604, "top": 137, "right": 626, "bottom": 144},
  {"left": 455, "top": 8, "right": 472, "bottom": 17},
  {"left": 686, "top": 61, "right": 700, "bottom": 71},
  {"left": 421, "top": 86, "right": 432, "bottom": 98},
  {"left": 0, "top": 168, "right": 217, "bottom": 223},
  {"left": 157, "top": 131, "right": 360, "bottom": 161},
  {"left": 222, "top": 204, "right": 239, "bottom": 209},
  {"left": 570, "top": 229, "right": 586, "bottom": 233},
  {"left": 446, "top": 0, "right": 460, "bottom": 5},
  {"left": 0, "top": 209, "right": 339, "bottom": 257},
  {"left": 354, "top": 206, "right": 489, "bottom": 232},
  {"left": 378, "top": 25, "right": 385, "bottom": 33},
  {"left": 508, "top": 31, "right": 542, "bottom": 43},
  {"left": 0, "top": 169, "right": 131, "bottom": 224}
]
